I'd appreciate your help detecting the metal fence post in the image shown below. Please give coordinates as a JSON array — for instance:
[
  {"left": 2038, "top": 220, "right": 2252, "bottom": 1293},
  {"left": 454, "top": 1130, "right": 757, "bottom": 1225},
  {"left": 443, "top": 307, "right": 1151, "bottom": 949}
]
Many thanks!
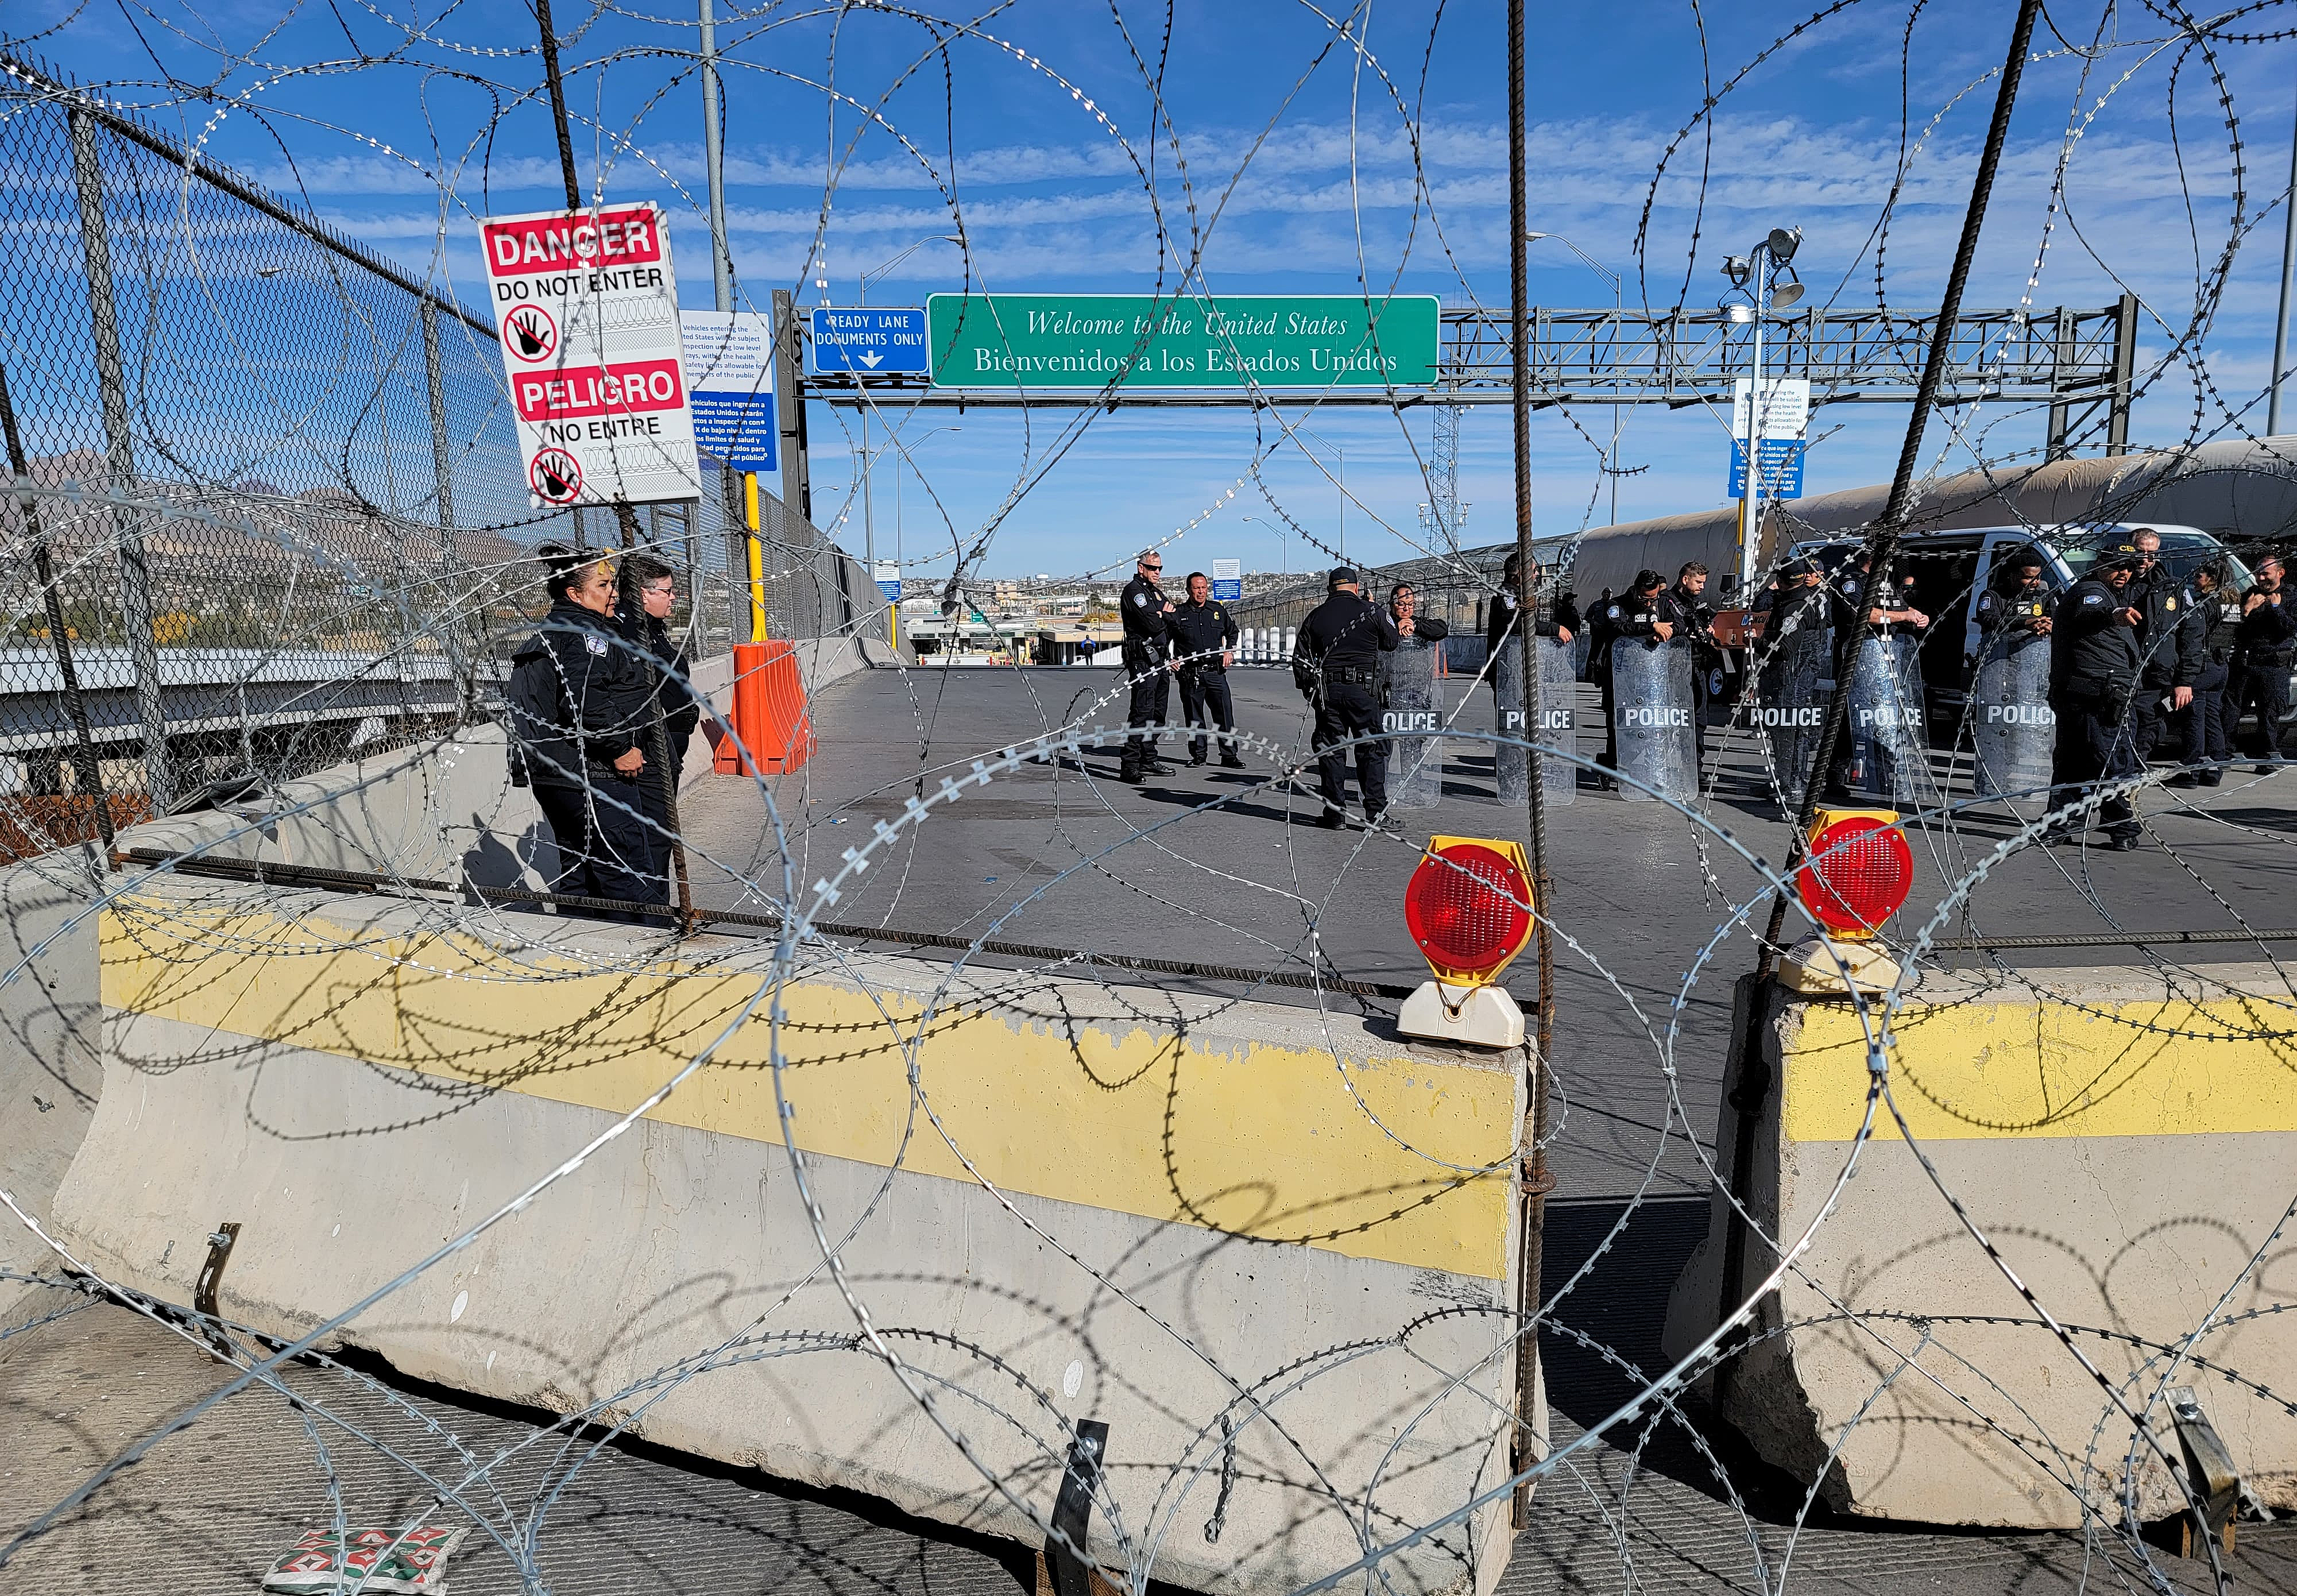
[
  {"left": 1, "top": 365, "right": 113, "bottom": 858},
  {"left": 2106, "top": 290, "right": 2137, "bottom": 457},
  {"left": 421, "top": 299, "right": 476, "bottom": 704},
  {"left": 69, "top": 104, "right": 175, "bottom": 811}
]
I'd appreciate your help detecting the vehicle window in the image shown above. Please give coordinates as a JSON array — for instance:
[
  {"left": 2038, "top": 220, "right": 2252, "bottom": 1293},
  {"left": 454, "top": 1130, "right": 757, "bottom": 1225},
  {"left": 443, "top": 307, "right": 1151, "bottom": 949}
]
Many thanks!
[{"left": 2061, "top": 530, "right": 2248, "bottom": 588}]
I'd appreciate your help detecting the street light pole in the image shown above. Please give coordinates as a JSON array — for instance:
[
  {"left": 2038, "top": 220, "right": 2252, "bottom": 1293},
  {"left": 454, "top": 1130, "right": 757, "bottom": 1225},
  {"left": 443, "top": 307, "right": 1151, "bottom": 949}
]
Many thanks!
[
  {"left": 1723, "top": 227, "right": 1801, "bottom": 592},
  {"left": 1738, "top": 257, "right": 1769, "bottom": 593},
  {"left": 2274, "top": 93, "right": 2297, "bottom": 435},
  {"left": 1242, "top": 514, "right": 1284, "bottom": 575},
  {"left": 857, "top": 236, "right": 962, "bottom": 585},
  {"left": 1525, "top": 233, "right": 1623, "bottom": 526},
  {"left": 695, "top": 0, "right": 732, "bottom": 314},
  {"left": 1296, "top": 427, "right": 1345, "bottom": 564}
]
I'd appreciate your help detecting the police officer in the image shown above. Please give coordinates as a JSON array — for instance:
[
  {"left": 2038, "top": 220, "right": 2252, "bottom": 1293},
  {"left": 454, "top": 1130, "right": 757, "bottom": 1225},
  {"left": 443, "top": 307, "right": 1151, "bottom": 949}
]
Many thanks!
[
  {"left": 1824, "top": 550, "right": 1929, "bottom": 801},
  {"left": 506, "top": 544, "right": 663, "bottom": 914},
  {"left": 1485, "top": 551, "right": 1579, "bottom": 662},
  {"left": 1670, "top": 561, "right": 1719, "bottom": 768},
  {"left": 1119, "top": 547, "right": 1177, "bottom": 783},
  {"left": 2167, "top": 562, "right": 2237, "bottom": 787},
  {"left": 1975, "top": 547, "right": 2056, "bottom": 642},
  {"left": 1293, "top": 566, "right": 1398, "bottom": 826},
  {"left": 1595, "top": 569, "right": 1680, "bottom": 780},
  {"left": 1830, "top": 550, "right": 1931, "bottom": 661},
  {"left": 2228, "top": 554, "right": 2297, "bottom": 770},
  {"left": 2124, "top": 528, "right": 2202, "bottom": 762},
  {"left": 1760, "top": 555, "right": 1829, "bottom": 640},
  {"left": 1168, "top": 570, "right": 1243, "bottom": 767},
  {"left": 614, "top": 554, "right": 701, "bottom": 901},
  {"left": 2044, "top": 544, "right": 2145, "bottom": 850}
]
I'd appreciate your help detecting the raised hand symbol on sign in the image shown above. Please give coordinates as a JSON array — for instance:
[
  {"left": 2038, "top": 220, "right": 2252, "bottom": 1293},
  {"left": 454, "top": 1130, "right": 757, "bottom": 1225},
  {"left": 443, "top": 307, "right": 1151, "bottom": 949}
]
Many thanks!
[{"left": 505, "top": 304, "right": 558, "bottom": 363}]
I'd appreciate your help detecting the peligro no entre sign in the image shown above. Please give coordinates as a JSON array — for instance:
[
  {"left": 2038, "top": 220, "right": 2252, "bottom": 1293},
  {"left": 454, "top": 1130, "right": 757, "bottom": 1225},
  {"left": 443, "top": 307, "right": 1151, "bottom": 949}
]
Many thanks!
[{"left": 479, "top": 202, "right": 701, "bottom": 509}]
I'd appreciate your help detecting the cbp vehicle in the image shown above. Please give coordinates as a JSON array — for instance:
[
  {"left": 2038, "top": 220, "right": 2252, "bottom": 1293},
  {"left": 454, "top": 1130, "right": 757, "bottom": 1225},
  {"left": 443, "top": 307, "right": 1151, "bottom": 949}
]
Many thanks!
[{"left": 1752, "top": 523, "right": 2280, "bottom": 740}]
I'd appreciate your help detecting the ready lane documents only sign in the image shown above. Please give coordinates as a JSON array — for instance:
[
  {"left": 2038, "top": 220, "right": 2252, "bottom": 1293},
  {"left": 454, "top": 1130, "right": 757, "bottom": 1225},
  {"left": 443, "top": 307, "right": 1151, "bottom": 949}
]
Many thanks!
[
  {"left": 925, "top": 294, "right": 1440, "bottom": 389},
  {"left": 481, "top": 202, "right": 700, "bottom": 508}
]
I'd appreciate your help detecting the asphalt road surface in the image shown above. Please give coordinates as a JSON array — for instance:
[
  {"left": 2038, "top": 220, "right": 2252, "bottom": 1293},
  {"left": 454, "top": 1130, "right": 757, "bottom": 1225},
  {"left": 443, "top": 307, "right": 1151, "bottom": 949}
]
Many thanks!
[{"left": 11, "top": 661, "right": 2295, "bottom": 1596}]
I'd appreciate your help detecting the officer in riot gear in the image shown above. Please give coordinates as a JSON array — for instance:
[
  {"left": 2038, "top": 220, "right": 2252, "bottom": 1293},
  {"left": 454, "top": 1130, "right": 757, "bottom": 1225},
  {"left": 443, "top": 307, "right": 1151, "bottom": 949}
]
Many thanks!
[
  {"left": 2168, "top": 561, "right": 2238, "bottom": 786},
  {"left": 2044, "top": 543, "right": 2145, "bottom": 849},
  {"left": 1975, "top": 548, "right": 2056, "bottom": 642},
  {"left": 1670, "top": 561, "right": 1719, "bottom": 768},
  {"left": 1168, "top": 570, "right": 1243, "bottom": 767},
  {"left": 1119, "top": 548, "right": 1177, "bottom": 782},
  {"left": 1595, "top": 569, "right": 1679, "bottom": 781},
  {"left": 2228, "top": 554, "right": 2297, "bottom": 770},
  {"left": 1824, "top": 549, "right": 1929, "bottom": 802},
  {"left": 1294, "top": 567, "right": 1399, "bottom": 826},
  {"left": 1486, "top": 551, "right": 1577, "bottom": 662}
]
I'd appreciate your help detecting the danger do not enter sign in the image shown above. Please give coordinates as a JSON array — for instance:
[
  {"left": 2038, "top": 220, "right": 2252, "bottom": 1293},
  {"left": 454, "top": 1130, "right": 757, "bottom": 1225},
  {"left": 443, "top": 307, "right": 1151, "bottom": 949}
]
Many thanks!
[{"left": 479, "top": 200, "right": 699, "bottom": 509}]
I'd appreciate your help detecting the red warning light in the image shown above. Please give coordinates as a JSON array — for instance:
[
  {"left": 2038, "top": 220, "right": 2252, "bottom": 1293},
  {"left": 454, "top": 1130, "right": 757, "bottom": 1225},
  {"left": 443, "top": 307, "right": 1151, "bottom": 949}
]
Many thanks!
[
  {"left": 1795, "top": 814, "right": 1913, "bottom": 938},
  {"left": 1405, "top": 838, "right": 1534, "bottom": 986}
]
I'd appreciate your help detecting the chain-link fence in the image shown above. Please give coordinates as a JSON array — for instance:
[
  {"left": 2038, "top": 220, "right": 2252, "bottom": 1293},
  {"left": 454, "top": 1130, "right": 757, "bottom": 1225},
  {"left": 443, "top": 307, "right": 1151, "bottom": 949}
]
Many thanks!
[{"left": 0, "top": 56, "right": 887, "bottom": 861}]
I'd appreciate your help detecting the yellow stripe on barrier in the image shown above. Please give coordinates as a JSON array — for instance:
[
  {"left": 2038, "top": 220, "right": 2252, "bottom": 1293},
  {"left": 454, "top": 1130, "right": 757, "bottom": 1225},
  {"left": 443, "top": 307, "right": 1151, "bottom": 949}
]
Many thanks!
[
  {"left": 1782, "top": 992, "right": 2297, "bottom": 1142},
  {"left": 99, "top": 896, "right": 1519, "bottom": 1277}
]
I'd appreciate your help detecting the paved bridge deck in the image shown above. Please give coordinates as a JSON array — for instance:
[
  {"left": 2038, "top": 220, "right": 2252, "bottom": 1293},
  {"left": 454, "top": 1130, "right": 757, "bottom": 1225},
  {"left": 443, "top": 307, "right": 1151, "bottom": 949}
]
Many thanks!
[{"left": 11, "top": 662, "right": 2297, "bottom": 1596}]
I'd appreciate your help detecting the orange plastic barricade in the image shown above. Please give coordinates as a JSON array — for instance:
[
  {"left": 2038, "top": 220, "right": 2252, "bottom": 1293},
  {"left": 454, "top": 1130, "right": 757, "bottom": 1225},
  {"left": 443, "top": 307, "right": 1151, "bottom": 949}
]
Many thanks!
[{"left": 711, "top": 640, "right": 815, "bottom": 776}]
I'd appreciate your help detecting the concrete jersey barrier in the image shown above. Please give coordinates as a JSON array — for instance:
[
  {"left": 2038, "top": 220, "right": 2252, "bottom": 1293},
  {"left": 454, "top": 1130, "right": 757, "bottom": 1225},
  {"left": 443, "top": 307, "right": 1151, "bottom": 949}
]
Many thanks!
[
  {"left": 49, "top": 871, "right": 1538, "bottom": 1596},
  {"left": 1665, "top": 968, "right": 2297, "bottom": 1528}
]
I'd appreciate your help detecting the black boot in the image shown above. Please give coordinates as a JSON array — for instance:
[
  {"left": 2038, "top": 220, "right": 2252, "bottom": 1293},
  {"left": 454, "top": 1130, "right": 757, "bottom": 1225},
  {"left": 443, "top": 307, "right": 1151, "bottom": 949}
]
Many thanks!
[{"left": 1220, "top": 748, "right": 1246, "bottom": 769}]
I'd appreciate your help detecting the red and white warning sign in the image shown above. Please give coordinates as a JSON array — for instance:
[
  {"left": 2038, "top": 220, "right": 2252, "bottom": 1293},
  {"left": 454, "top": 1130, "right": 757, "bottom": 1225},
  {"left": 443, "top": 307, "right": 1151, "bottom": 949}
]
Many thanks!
[{"left": 479, "top": 202, "right": 698, "bottom": 508}]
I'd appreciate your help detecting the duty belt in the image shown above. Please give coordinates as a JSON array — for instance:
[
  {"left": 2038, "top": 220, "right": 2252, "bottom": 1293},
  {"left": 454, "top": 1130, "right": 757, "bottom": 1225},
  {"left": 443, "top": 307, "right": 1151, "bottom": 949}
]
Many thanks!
[{"left": 1329, "top": 662, "right": 1378, "bottom": 686}]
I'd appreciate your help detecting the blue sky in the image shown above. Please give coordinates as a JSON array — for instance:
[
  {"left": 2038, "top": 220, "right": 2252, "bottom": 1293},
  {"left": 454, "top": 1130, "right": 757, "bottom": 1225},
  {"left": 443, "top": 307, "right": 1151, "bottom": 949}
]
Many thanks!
[{"left": 14, "top": 0, "right": 2294, "bottom": 579}]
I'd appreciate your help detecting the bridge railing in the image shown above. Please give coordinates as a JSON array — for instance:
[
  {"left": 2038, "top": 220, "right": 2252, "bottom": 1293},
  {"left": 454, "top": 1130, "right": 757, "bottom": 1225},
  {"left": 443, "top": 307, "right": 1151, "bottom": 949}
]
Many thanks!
[{"left": 0, "top": 59, "right": 880, "bottom": 862}]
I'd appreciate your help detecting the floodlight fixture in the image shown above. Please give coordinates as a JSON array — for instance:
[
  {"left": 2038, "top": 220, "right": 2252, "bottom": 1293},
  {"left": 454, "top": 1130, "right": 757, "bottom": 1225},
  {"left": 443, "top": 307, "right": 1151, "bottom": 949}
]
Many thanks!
[
  {"left": 1768, "top": 226, "right": 1803, "bottom": 262},
  {"left": 1721, "top": 254, "right": 1752, "bottom": 287}
]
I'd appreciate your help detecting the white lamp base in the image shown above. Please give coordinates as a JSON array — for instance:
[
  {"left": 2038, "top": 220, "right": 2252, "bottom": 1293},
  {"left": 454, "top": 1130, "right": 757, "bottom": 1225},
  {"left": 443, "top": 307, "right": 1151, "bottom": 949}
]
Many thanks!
[
  {"left": 1777, "top": 935, "right": 1901, "bottom": 996},
  {"left": 1397, "top": 980, "right": 1526, "bottom": 1049}
]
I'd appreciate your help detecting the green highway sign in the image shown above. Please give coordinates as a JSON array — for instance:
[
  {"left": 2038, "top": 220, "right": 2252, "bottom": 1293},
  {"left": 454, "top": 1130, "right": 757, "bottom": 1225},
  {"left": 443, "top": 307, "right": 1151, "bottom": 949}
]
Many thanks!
[{"left": 925, "top": 293, "right": 1440, "bottom": 389}]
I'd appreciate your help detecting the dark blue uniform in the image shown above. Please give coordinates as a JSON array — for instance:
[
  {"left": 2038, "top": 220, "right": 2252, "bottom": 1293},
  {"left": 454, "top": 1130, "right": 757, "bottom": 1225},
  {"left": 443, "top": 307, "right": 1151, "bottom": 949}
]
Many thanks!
[
  {"left": 1596, "top": 585, "right": 1684, "bottom": 774},
  {"left": 2228, "top": 577, "right": 2297, "bottom": 764},
  {"left": 615, "top": 604, "right": 702, "bottom": 891},
  {"left": 2126, "top": 566, "right": 2202, "bottom": 760},
  {"left": 2174, "top": 585, "right": 2241, "bottom": 783},
  {"left": 2045, "top": 574, "right": 2143, "bottom": 844},
  {"left": 1167, "top": 596, "right": 1242, "bottom": 764},
  {"left": 1975, "top": 579, "right": 2056, "bottom": 642},
  {"left": 1294, "top": 588, "right": 1398, "bottom": 821},
  {"left": 1119, "top": 570, "right": 1175, "bottom": 779},
  {"left": 507, "top": 598, "right": 662, "bottom": 914}
]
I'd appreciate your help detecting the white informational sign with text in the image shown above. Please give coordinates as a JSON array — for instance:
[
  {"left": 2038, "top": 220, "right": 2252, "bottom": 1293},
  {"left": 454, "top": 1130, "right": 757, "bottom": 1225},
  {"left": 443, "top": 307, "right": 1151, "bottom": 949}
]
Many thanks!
[
  {"left": 1731, "top": 377, "right": 1811, "bottom": 442},
  {"left": 480, "top": 202, "right": 701, "bottom": 508}
]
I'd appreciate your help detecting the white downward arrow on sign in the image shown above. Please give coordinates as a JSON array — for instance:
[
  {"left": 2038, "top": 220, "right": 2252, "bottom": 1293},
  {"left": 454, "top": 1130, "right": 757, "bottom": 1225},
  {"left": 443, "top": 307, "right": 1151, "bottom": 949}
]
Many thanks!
[{"left": 858, "top": 350, "right": 884, "bottom": 368}]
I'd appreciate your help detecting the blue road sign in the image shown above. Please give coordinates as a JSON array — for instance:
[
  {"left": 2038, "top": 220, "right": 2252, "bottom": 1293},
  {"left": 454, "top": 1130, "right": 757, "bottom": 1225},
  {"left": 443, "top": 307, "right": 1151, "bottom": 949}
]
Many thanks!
[
  {"left": 1212, "top": 559, "right": 1242, "bottom": 603},
  {"left": 683, "top": 311, "right": 778, "bottom": 472},
  {"left": 1728, "top": 438, "right": 1806, "bottom": 498},
  {"left": 809, "top": 307, "right": 930, "bottom": 376}
]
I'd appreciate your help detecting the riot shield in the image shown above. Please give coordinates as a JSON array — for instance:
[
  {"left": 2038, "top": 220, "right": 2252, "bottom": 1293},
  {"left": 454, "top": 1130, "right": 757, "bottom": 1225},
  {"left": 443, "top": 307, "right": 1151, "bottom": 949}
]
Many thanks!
[
  {"left": 1494, "top": 637, "right": 1528, "bottom": 805},
  {"left": 1750, "top": 623, "right": 1832, "bottom": 813},
  {"left": 1844, "top": 634, "right": 1931, "bottom": 806},
  {"left": 1538, "top": 634, "right": 1578, "bottom": 807},
  {"left": 1970, "top": 633, "right": 2054, "bottom": 804},
  {"left": 1492, "top": 635, "right": 1579, "bottom": 807},
  {"left": 1383, "top": 637, "right": 1445, "bottom": 809},
  {"left": 1610, "top": 639, "right": 1698, "bottom": 803}
]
